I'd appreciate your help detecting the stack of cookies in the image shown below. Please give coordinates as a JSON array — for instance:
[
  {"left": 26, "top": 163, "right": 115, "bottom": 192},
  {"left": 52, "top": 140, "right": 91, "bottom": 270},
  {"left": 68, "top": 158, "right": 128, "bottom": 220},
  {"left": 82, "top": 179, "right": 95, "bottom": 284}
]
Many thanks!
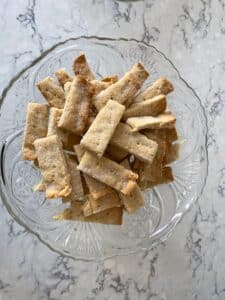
[{"left": 22, "top": 54, "right": 179, "bottom": 225}]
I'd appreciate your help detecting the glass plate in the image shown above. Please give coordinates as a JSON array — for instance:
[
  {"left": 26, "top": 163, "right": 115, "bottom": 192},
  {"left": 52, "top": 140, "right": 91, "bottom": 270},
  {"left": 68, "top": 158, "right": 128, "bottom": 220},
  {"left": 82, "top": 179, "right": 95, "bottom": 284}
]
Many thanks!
[{"left": 0, "top": 37, "right": 208, "bottom": 260}]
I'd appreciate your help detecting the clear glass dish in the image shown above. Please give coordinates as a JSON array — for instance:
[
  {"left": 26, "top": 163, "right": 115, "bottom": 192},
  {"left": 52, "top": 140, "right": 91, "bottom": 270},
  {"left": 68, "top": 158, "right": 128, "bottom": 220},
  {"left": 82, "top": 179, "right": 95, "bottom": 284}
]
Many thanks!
[{"left": 0, "top": 37, "right": 208, "bottom": 260}]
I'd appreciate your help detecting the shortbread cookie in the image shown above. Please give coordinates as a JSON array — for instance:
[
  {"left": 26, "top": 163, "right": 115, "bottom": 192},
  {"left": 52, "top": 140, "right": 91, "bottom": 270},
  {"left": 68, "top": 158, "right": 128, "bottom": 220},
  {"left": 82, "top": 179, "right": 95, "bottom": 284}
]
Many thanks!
[
  {"left": 55, "top": 69, "right": 72, "bottom": 87},
  {"left": 118, "top": 159, "right": 144, "bottom": 213},
  {"left": 82, "top": 191, "right": 121, "bottom": 216},
  {"left": 74, "top": 145, "right": 113, "bottom": 199},
  {"left": 134, "top": 77, "right": 174, "bottom": 103},
  {"left": 73, "top": 54, "right": 95, "bottom": 80},
  {"left": 47, "top": 108, "right": 69, "bottom": 146},
  {"left": 94, "top": 63, "right": 149, "bottom": 110},
  {"left": 58, "top": 76, "right": 92, "bottom": 134},
  {"left": 110, "top": 123, "right": 158, "bottom": 163},
  {"left": 126, "top": 112, "right": 176, "bottom": 131},
  {"left": 81, "top": 100, "right": 125, "bottom": 157},
  {"left": 63, "top": 154, "right": 84, "bottom": 202},
  {"left": 123, "top": 94, "right": 166, "bottom": 120},
  {"left": 34, "top": 135, "right": 71, "bottom": 198},
  {"left": 78, "top": 151, "right": 138, "bottom": 195},
  {"left": 22, "top": 103, "right": 49, "bottom": 160},
  {"left": 37, "top": 77, "right": 65, "bottom": 108},
  {"left": 54, "top": 203, "right": 123, "bottom": 225}
]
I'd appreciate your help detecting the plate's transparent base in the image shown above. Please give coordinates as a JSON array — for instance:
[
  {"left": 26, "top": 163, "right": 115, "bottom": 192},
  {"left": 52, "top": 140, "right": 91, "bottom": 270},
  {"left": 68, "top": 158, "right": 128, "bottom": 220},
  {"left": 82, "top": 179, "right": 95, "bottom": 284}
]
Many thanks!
[{"left": 0, "top": 37, "right": 207, "bottom": 260}]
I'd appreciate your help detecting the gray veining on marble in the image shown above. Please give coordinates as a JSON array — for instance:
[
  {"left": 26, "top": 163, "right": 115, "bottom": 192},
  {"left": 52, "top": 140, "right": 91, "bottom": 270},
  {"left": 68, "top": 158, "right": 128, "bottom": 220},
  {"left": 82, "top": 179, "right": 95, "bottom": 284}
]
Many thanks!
[{"left": 0, "top": 0, "right": 225, "bottom": 299}]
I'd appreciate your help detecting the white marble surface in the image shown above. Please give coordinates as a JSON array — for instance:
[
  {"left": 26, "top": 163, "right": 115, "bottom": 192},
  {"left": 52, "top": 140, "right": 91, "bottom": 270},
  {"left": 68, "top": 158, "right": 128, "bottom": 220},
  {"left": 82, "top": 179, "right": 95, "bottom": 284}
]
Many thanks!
[{"left": 0, "top": 0, "right": 224, "bottom": 299}]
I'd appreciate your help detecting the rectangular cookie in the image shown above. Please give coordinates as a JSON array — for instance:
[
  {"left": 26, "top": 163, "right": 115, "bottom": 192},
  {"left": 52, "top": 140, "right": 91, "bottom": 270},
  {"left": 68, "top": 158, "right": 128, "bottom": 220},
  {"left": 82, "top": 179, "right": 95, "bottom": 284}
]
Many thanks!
[
  {"left": 163, "top": 143, "right": 179, "bottom": 165},
  {"left": 63, "top": 154, "right": 84, "bottom": 202},
  {"left": 90, "top": 76, "right": 118, "bottom": 96},
  {"left": 161, "top": 166, "right": 174, "bottom": 183},
  {"left": 47, "top": 108, "right": 69, "bottom": 147},
  {"left": 123, "top": 94, "right": 166, "bottom": 120},
  {"left": 54, "top": 202, "right": 123, "bottom": 225},
  {"left": 110, "top": 123, "right": 158, "bottom": 164},
  {"left": 119, "top": 159, "right": 144, "bottom": 213},
  {"left": 90, "top": 80, "right": 113, "bottom": 96},
  {"left": 64, "top": 82, "right": 72, "bottom": 96},
  {"left": 139, "top": 166, "right": 174, "bottom": 190},
  {"left": 78, "top": 151, "right": 138, "bottom": 195},
  {"left": 139, "top": 141, "right": 166, "bottom": 184},
  {"left": 82, "top": 191, "right": 121, "bottom": 217},
  {"left": 126, "top": 112, "right": 176, "bottom": 131},
  {"left": 58, "top": 76, "right": 92, "bottom": 135},
  {"left": 55, "top": 69, "right": 72, "bottom": 87},
  {"left": 34, "top": 135, "right": 71, "bottom": 198},
  {"left": 74, "top": 145, "right": 113, "bottom": 199},
  {"left": 22, "top": 103, "right": 49, "bottom": 160},
  {"left": 81, "top": 100, "right": 125, "bottom": 157},
  {"left": 134, "top": 77, "right": 174, "bottom": 103},
  {"left": 73, "top": 54, "right": 95, "bottom": 80},
  {"left": 82, "top": 175, "right": 113, "bottom": 200},
  {"left": 143, "top": 127, "right": 178, "bottom": 143},
  {"left": 94, "top": 63, "right": 149, "bottom": 110},
  {"left": 36, "top": 77, "right": 65, "bottom": 108}
]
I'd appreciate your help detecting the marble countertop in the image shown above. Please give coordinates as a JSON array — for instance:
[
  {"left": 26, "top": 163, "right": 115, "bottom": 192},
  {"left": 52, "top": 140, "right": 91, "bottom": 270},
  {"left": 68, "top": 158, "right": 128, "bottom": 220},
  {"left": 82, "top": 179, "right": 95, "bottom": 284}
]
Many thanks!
[{"left": 0, "top": 0, "right": 224, "bottom": 299}]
